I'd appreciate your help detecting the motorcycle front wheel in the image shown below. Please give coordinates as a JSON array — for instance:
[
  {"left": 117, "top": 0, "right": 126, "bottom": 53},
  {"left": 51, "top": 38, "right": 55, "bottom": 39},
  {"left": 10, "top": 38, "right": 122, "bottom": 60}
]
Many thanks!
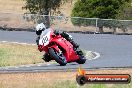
[{"left": 49, "top": 48, "right": 67, "bottom": 66}]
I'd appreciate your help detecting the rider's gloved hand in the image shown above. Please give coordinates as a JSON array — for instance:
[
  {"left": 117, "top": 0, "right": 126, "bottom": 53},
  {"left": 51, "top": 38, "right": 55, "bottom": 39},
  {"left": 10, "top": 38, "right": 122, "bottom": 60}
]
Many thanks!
[{"left": 54, "top": 30, "right": 61, "bottom": 35}]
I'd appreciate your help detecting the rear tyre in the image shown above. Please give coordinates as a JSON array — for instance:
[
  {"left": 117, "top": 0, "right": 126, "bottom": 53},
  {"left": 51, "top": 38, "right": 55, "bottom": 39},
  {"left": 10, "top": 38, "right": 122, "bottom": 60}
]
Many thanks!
[
  {"left": 76, "top": 56, "right": 86, "bottom": 64},
  {"left": 76, "top": 49, "right": 86, "bottom": 64},
  {"left": 49, "top": 48, "right": 67, "bottom": 66}
]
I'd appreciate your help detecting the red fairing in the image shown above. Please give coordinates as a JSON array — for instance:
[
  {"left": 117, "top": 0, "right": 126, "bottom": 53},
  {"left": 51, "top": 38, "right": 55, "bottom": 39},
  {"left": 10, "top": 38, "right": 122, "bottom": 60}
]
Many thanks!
[
  {"left": 51, "top": 36, "right": 79, "bottom": 62},
  {"left": 37, "top": 28, "right": 80, "bottom": 63},
  {"left": 38, "top": 45, "right": 43, "bottom": 52}
]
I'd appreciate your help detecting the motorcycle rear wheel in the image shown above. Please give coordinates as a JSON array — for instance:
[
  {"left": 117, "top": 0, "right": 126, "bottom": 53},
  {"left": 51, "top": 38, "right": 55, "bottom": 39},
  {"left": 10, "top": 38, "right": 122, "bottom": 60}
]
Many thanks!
[
  {"left": 76, "top": 49, "right": 86, "bottom": 64},
  {"left": 76, "top": 56, "right": 86, "bottom": 64},
  {"left": 49, "top": 48, "right": 67, "bottom": 66}
]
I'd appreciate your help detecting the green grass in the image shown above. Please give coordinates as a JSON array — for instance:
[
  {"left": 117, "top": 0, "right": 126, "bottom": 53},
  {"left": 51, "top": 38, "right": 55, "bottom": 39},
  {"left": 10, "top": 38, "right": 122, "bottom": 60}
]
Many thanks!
[
  {"left": 0, "top": 79, "right": 131, "bottom": 88},
  {"left": 0, "top": 43, "right": 44, "bottom": 67},
  {"left": 0, "top": 78, "right": 131, "bottom": 88},
  {"left": 0, "top": 42, "right": 93, "bottom": 67},
  {"left": 30, "top": 81, "right": 131, "bottom": 88},
  {"left": 11, "top": 80, "right": 132, "bottom": 88}
]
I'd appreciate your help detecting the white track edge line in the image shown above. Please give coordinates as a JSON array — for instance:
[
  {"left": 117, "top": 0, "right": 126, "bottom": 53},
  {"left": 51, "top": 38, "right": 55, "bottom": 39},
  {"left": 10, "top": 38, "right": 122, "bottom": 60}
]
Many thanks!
[{"left": 0, "top": 41, "right": 36, "bottom": 46}]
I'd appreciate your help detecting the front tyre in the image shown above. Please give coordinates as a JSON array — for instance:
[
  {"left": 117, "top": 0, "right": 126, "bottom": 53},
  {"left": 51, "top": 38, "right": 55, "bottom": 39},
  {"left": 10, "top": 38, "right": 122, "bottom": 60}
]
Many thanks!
[{"left": 49, "top": 48, "right": 67, "bottom": 66}]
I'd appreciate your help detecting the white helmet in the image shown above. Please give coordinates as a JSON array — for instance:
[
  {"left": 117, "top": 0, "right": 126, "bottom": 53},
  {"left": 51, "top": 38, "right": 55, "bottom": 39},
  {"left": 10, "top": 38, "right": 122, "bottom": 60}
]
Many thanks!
[
  {"left": 36, "top": 23, "right": 46, "bottom": 31},
  {"left": 36, "top": 23, "right": 46, "bottom": 35}
]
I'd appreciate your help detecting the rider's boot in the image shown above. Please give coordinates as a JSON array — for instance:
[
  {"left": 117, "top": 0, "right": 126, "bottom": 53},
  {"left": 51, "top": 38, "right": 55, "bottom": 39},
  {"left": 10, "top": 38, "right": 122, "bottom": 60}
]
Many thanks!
[{"left": 42, "top": 53, "right": 51, "bottom": 62}]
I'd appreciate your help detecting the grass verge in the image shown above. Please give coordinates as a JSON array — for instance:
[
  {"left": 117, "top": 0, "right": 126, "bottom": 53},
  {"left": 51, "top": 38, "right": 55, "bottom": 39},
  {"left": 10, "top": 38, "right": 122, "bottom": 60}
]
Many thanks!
[
  {"left": 0, "top": 42, "right": 95, "bottom": 67},
  {"left": 0, "top": 69, "right": 132, "bottom": 88},
  {"left": 0, "top": 42, "right": 44, "bottom": 67}
]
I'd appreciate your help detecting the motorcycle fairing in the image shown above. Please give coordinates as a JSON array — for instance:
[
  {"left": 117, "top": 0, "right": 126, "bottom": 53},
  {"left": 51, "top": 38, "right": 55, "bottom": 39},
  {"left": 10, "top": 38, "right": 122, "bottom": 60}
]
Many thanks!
[
  {"left": 51, "top": 36, "right": 79, "bottom": 62},
  {"left": 39, "top": 29, "right": 51, "bottom": 46}
]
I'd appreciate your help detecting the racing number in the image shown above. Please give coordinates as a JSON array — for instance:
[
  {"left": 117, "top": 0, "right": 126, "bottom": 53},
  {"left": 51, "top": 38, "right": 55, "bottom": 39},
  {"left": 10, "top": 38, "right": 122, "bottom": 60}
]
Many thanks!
[{"left": 42, "top": 36, "right": 48, "bottom": 44}]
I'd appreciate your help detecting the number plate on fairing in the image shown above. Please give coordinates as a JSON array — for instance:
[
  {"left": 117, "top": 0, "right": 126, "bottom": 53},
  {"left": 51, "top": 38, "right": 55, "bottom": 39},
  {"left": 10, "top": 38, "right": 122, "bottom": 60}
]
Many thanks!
[{"left": 39, "top": 31, "right": 51, "bottom": 46}]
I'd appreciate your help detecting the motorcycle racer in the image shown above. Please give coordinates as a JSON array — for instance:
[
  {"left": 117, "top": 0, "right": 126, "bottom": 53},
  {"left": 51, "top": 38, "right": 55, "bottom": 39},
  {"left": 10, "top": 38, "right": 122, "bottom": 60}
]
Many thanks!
[
  {"left": 36, "top": 23, "right": 79, "bottom": 50},
  {"left": 35, "top": 23, "right": 84, "bottom": 63}
]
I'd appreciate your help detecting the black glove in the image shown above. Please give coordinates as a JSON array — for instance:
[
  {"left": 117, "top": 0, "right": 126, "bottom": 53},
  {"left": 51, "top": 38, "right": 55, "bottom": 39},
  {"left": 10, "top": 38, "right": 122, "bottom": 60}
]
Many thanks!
[{"left": 54, "top": 30, "right": 62, "bottom": 35}]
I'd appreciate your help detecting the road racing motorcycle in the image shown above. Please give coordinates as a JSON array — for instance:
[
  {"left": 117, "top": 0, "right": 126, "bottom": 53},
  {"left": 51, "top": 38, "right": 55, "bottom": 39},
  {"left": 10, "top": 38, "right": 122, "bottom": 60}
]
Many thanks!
[{"left": 37, "top": 28, "right": 86, "bottom": 66}]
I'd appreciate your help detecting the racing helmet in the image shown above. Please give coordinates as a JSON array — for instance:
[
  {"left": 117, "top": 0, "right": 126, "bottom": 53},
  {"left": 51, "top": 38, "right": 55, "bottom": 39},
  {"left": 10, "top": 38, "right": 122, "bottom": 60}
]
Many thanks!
[{"left": 36, "top": 23, "right": 46, "bottom": 35}]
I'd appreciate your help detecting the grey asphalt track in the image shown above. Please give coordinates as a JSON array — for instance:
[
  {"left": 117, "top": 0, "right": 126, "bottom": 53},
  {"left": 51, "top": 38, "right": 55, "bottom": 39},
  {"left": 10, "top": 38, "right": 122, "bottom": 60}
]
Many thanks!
[{"left": 0, "top": 30, "right": 132, "bottom": 72}]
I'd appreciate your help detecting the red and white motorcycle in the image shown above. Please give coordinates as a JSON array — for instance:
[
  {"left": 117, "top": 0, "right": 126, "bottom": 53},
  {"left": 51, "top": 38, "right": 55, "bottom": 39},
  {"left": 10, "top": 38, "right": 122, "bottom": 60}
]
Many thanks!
[{"left": 37, "top": 28, "right": 86, "bottom": 66}]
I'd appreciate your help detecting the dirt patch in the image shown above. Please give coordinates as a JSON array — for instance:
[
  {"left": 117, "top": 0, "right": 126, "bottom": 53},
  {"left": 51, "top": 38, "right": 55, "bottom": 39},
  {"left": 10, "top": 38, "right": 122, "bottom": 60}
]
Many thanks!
[
  {"left": 0, "top": 0, "right": 26, "bottom": 14},
  {"left": 0, "top": 0, "right": 132, "bottom": 34},
  {"left": 0, "top": 68, "right": 132, "bottom": 88}
]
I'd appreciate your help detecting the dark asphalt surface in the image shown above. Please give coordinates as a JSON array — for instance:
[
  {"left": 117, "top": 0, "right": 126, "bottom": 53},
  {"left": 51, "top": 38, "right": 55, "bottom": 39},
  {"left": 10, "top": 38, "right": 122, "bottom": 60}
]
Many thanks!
[{"left": 0, "top": 30, "right": 132, "bottom": 72}]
